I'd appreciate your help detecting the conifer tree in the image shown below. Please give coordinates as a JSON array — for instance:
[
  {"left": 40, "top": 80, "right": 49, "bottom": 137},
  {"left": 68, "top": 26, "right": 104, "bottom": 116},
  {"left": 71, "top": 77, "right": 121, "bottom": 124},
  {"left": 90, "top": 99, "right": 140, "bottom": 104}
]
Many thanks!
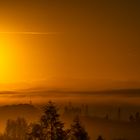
[
  {"left": 69, "top": 116, "right": 89, "bottom": 140},
  {"left": 29, "top": 101, "right": 66, "bottom": 140}
]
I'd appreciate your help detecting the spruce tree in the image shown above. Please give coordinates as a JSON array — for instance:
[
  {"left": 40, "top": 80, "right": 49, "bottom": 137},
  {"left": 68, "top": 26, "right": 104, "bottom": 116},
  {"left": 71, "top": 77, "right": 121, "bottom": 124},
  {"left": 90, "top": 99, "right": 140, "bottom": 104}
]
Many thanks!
[
  {"left": 69, "top": 116, "right": 89, "bottom": 140},
  {"left": 29, "top": 101, "right": 66, "bottom": 140}
]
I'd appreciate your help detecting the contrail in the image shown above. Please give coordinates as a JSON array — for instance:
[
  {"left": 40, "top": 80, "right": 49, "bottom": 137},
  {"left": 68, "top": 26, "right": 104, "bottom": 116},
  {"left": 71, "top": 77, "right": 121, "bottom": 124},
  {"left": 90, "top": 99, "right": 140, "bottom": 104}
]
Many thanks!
[{"left": 0, "top": 31, "right": 59, "bottom": 35}]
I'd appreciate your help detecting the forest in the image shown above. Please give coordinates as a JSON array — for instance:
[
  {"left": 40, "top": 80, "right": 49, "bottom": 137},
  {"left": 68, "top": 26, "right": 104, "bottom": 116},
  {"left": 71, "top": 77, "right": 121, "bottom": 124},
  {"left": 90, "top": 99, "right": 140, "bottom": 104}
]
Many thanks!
[{"left": 0, "top": 101, "right": 90, "bottom": 140}]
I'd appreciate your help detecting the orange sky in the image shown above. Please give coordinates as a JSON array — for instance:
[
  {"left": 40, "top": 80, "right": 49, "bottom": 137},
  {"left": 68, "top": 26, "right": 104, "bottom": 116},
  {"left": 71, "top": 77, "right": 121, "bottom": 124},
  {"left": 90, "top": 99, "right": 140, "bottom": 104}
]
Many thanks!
[{"left": 0, "top": 0, "right": 140, "bottom": 91}]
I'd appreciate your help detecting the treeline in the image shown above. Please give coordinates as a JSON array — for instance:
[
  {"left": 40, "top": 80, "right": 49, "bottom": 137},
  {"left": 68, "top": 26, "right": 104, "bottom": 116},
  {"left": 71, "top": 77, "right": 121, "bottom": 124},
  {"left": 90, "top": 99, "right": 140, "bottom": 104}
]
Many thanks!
[
  {"left": 63, "top": 102, "right": 89, "bottom": 116},
  {"left": 0, "top": 101, "right": 89, "bottom": 140},
  {"left": 0, "top": 101, "right": 131, "bottom": 140},
  {"left": 129, "top": 112, "right": 140, "bottom": 123},
  {"left": 0, "top": 118, "right": 28, "bottom": 140}
]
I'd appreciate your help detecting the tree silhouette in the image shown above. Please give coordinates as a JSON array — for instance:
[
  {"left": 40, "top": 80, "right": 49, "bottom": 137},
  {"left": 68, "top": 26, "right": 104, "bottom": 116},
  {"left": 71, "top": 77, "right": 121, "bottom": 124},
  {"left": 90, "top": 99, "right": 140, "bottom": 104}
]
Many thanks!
[
  {"left": 135, "top": 112, "right": 140, "bottom": 123},
  {"left": 5, "top": 118, "right": 28, "bottom": 140},
  {"left": 29, "top": 101, "right": 66, "bottom": 140},
  {"left": 28, "top": 123, "right": 43, "bottom": 140},
  {"left": 68, "top": 116, "right": 89, "bottom": 140},
  {"left": 96, "top": 135, "right": 104, "bottom": 140},
  {"left": 129, "top": 114, "right": 135, "bottom": 122},
  {"left": 28, "top": 101, "right": 90, "bottom": 140}
]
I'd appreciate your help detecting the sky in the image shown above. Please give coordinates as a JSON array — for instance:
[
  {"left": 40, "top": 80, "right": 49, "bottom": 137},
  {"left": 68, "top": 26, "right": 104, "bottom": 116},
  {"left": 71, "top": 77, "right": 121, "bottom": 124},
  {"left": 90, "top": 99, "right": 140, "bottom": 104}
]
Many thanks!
[{"left": 0, "top": 0, "right": 140, "bottom": 91}]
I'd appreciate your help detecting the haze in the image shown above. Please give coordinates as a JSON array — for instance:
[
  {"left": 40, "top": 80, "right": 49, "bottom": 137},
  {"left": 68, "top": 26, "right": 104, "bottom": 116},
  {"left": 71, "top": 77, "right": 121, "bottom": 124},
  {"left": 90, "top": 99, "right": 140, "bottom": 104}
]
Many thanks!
[{"left": 0, "top": 0, "right": 140, "bottom": 91}]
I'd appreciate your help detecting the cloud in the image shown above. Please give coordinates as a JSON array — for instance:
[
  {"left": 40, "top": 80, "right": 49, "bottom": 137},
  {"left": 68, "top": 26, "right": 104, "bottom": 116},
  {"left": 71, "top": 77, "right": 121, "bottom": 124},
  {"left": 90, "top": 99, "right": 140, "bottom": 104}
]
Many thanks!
[{"left": 0, "top": 32, "right": 59, "bottom": 35}]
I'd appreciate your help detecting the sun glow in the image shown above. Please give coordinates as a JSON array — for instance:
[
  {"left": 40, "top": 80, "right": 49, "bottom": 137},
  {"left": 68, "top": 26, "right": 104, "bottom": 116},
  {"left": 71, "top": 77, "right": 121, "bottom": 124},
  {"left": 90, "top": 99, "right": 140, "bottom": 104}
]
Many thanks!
[
  {"left": 0, "top": 34, "right": 25, "bottom": 85},
  {"left": 0, "top": 35, "right": 15, "bottom": 83},
  {"left": 0, "top": 33, "right": 46, "bottom": 90}
]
